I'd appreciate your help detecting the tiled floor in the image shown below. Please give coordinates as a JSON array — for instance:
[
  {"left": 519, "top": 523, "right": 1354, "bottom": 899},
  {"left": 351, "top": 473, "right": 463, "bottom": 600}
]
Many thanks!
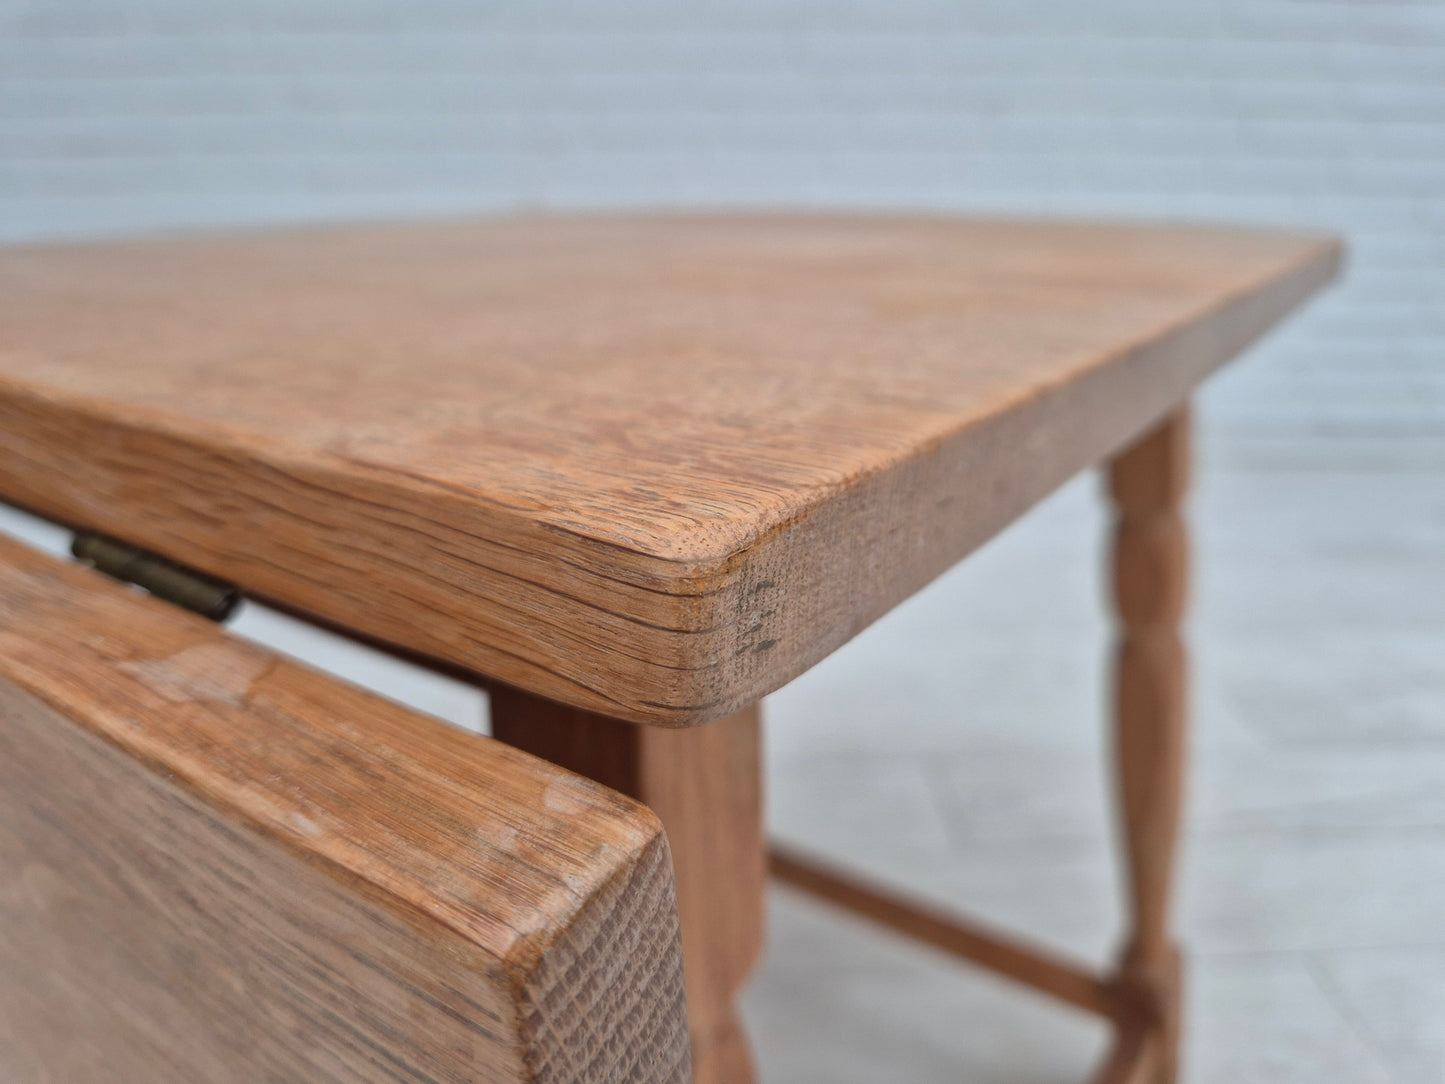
[{"left": 1, "top": 432, "right": 1440, "bottom": 1081}]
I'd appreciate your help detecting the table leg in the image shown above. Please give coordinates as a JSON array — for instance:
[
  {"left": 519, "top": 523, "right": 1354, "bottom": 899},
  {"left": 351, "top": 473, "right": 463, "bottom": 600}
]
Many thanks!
[
  {"left": 1106, "top": 408, "right": 1190, "bottom": 1084},
  {"left": 489, "top": 689, "right": 766, "bottom": 1084}
]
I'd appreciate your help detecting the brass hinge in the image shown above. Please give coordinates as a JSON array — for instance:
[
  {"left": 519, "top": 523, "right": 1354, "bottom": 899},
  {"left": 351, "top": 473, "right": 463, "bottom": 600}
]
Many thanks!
[{"left": 72, "top": 531, "right": 242, "bottom": 623}]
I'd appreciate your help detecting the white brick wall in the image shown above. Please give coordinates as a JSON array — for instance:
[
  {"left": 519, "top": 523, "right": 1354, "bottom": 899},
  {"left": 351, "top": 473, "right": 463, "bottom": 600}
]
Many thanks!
[{"left": 1, "top": 0, "right": 1440, "bottom": 434}]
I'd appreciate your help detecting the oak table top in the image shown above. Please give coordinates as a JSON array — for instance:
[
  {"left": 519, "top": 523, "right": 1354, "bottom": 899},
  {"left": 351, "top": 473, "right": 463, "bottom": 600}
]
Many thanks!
[{"left": 0, "top": 214, "right": 1339, "bottom": 725}]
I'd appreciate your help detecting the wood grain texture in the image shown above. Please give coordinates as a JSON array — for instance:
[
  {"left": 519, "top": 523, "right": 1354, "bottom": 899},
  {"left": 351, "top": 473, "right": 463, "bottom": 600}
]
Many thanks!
[
  {"left": 489, "top": 690, "right": 765, "bottom": 1084},
  {"left": 0, "top": 536, "right": 690, "bottom": 1084},
  {"left": 0, "top": 214, "right": 1341, "bottom": 724},
  {"left": 1108, "top": 410, "right": 1191, "bottom": 1084}
]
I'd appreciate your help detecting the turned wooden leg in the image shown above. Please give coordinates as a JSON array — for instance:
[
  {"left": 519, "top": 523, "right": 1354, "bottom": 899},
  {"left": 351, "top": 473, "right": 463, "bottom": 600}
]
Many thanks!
[
  {"left": 1105, "top": 408, "right": 1190, "bottom": 1084},
  {"left": 489, "top": 689, "right": 766, "bottom": 1084}
]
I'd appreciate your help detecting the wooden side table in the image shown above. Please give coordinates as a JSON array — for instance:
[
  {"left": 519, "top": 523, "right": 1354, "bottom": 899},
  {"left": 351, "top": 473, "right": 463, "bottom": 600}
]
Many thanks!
[{"left": 0, "top": 214, "right": 1339, "bottom": 1082}]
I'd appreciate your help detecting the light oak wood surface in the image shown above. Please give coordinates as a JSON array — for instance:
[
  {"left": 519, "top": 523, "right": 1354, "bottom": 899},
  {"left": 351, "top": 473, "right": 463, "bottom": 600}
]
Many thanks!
[
  {"left": 490, "top": 690, "right": 765, "bottom": 1084},
  {"left": 0, "top": 536, "right": 690, "bottom": 1084},
  {"left": 0, "top": 214, "right": 1339, "bottom": 725}
]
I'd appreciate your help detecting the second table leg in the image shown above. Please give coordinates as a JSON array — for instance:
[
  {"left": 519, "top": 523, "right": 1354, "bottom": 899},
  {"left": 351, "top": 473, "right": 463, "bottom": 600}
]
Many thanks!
[
  {"left": 1105, "top": 408, "right": 1191, "bottom": 1084},
  {"left": 489, "top": 689, "right": 766, "bottom": 1084}
]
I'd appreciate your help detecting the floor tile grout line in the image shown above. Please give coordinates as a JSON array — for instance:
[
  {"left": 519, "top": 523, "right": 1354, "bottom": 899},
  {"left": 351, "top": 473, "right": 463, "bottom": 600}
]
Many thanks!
[{"left": 1305, "top": 951, "right": 1409, "bottom": 1083}]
